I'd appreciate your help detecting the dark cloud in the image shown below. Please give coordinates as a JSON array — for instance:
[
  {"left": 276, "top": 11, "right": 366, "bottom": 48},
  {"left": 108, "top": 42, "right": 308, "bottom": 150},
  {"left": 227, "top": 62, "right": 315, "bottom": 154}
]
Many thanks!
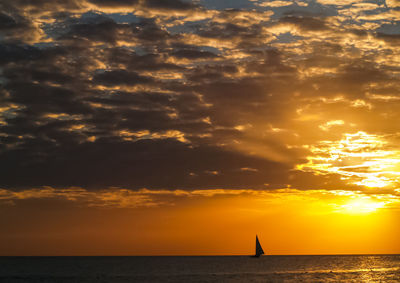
[
  {"left": 171, "top": 49, "right": 218, "bottom": 59},
  {"left": 0, "top": 8, "right": 40, "bottom": 42},
  {"left": 92, "top": 70, "right": 153, "bottom": 86},
  {"left": 0, "top": 44, "right": 43, "bottom": 65},
  {"left": 0, "top": 12, "right": 17, "bottom": 28},
  {"left": 143, "top": 0, "right": 198, "bottom": 10},
  {"left": 4, "top": 0, "right": 83, "bottom": 12},
  {"left": 4, "top": 82, "right": 81, "bottom": 114},
  {"left": 245, "top": 49, "right": 296, "bottom": 75},
  {"left": 0, "top": 138, "right": 290, "bottom": 190},
  {"left": 131, "top": 19, "right": 172, "bottom": 43},
  {"left": 375, "top": 32, "right": 400, "bottom": 46},
  {"left": 1, "top": 0, "right": 400, "bottom": 194},
  {"left": 198, "top": 22, "right": 263, "bottom": 39},
  {"left": 104, "top": 48, "right": 183, "bottom": 71},
  {"left": 88, "top": 0, "right": 139, "bottom": 7},
  {"left": 59, "top": 18, "right": 132, "bottom": 44},
  {"left": 279, "top": 16, "right": 329, "bottom": 31},
  {"left": 3, "top": 65, "right": 74, "bottom": 84}
]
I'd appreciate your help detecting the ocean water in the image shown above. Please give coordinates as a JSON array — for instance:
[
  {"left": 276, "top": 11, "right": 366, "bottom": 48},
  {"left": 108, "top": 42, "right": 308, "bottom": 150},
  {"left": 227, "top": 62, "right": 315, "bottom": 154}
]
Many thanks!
[{"left": 0, "top": 255, "right": 399, "bottom": 282}]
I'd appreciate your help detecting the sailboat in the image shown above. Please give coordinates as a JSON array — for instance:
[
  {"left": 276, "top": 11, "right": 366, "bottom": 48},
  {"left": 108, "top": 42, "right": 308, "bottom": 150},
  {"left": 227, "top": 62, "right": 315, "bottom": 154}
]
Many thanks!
[{"left": 254, "top": 235, "right": 264, "bottom": 257}]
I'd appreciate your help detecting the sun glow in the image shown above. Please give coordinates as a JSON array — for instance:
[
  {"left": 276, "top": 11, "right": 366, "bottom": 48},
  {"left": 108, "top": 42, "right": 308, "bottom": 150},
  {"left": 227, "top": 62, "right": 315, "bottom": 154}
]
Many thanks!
[
  {"left": 339, "top": 198, "right": 386, "bottom": 214},
  {"left": 324, "top": 190, "right": 399, "bottom": 214},
  {"left": 297, "top": 131, "right": 400, "bottom": 189},
  {"left": 353, "top": 176, "right": 390, "bottom": 188}
]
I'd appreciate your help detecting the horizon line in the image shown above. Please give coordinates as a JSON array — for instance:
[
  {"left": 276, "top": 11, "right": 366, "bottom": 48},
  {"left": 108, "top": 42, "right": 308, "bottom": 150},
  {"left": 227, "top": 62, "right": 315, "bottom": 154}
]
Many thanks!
[{"left": 1, "top": 253, "right": 399, "bottom": 257}]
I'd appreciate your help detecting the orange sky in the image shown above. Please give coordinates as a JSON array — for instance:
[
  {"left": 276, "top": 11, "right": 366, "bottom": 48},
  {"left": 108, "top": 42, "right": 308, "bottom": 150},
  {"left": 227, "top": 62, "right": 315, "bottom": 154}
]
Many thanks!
[{"left": 1, "top": 188, "right": 399, "bottom": 255}]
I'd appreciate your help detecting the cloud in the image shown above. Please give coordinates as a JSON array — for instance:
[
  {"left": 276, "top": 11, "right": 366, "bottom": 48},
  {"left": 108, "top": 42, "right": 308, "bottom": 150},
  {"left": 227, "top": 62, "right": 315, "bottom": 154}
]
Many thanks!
[
  {"left": 1, "top": 0, "right": 400, "bottom": 197},
  {"left": 87, "top": 0, "right": 139, "bottom": 8},
  {"left": 386, "top": 0, "right": 400, "bottom": 7},
  {"left": 171, "top": 49, "right": 218, "bottom": 59},
  {"left": 316, "top": 0, "right": 363, "bottom": 5},
  {"left": 58, "top": 17, "right": 134, "bottom": 44},
  {"left": 257, "top": 1, "right": 294, "bottom": 7},
  {"left": 296, "top": 131, "right": 400, "bottom": 191},
  {"left": 92, "top": 70, "right": 153, "bottom": 86},
  {"left": 0, "top": 9, "right": 44, "bottom": 42},
  {"left": 142, "top": 0, "right": 198, "bottom": 10},
  {"left": 279, "top": 15, "right": 330, "bottom": 31},
  {"left": 0, "top": 44, "right": 43, "bottom": 64},
  {"left": 1, "top": 187, "right": 398, "bottom": 212}
]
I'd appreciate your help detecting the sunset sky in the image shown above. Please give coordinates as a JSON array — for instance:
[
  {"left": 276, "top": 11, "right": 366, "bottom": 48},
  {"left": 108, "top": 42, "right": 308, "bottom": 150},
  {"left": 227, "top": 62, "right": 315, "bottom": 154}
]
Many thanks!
[{"left": 1, "top": 0, "right": 400, "bottom": 255}]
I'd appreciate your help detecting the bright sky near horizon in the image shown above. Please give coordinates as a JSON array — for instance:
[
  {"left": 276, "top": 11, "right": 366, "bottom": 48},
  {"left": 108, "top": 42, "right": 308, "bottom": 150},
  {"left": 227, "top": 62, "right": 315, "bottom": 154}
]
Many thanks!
[{"left": 1, "top": 0, "right": 400, "bottom": 255}]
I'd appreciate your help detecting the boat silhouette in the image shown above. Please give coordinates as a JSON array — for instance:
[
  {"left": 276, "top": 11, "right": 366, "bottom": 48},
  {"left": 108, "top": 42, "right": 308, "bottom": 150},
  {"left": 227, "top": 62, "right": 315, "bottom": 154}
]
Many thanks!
[{"left": 253, "top": 235, "right": 264, "bottom": 257}]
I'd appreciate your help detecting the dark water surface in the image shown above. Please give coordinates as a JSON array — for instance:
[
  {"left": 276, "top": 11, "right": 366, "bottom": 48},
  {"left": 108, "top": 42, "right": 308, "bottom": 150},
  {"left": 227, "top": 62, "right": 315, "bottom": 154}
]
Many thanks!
[{"left": 0, "top": 255, "right": 399, "bottom": 282}]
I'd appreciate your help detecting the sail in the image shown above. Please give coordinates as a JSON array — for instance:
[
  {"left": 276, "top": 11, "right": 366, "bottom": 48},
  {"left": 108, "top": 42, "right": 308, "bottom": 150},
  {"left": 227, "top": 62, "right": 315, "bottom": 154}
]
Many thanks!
[{"left": 255, "top": 235, "right": 264, "bottom": 257}]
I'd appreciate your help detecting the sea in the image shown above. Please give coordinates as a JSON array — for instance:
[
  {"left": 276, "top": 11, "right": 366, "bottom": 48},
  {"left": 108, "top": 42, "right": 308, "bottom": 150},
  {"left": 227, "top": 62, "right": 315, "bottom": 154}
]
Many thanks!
[{"left": 0, "top": 255, "right": 399, "bottom": 282}]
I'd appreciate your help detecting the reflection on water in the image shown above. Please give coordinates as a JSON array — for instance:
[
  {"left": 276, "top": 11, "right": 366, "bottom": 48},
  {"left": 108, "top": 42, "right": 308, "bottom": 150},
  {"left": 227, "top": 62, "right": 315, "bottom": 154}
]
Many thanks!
[{"left": 0, "top": 255, "right": 399, "bottom": 282}]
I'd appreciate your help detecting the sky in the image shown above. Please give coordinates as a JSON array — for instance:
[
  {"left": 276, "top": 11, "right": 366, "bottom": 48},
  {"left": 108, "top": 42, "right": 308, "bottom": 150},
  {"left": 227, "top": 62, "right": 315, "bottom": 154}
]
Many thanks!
[{"left": 1, "top": 0, "right": 400, "bottom": 255}]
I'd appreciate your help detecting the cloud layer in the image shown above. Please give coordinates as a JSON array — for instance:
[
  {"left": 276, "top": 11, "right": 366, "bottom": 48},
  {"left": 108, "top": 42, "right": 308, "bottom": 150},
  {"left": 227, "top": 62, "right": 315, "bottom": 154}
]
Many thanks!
[{"left": 1, "top": 0, "right": 400, "bottom": 198}]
